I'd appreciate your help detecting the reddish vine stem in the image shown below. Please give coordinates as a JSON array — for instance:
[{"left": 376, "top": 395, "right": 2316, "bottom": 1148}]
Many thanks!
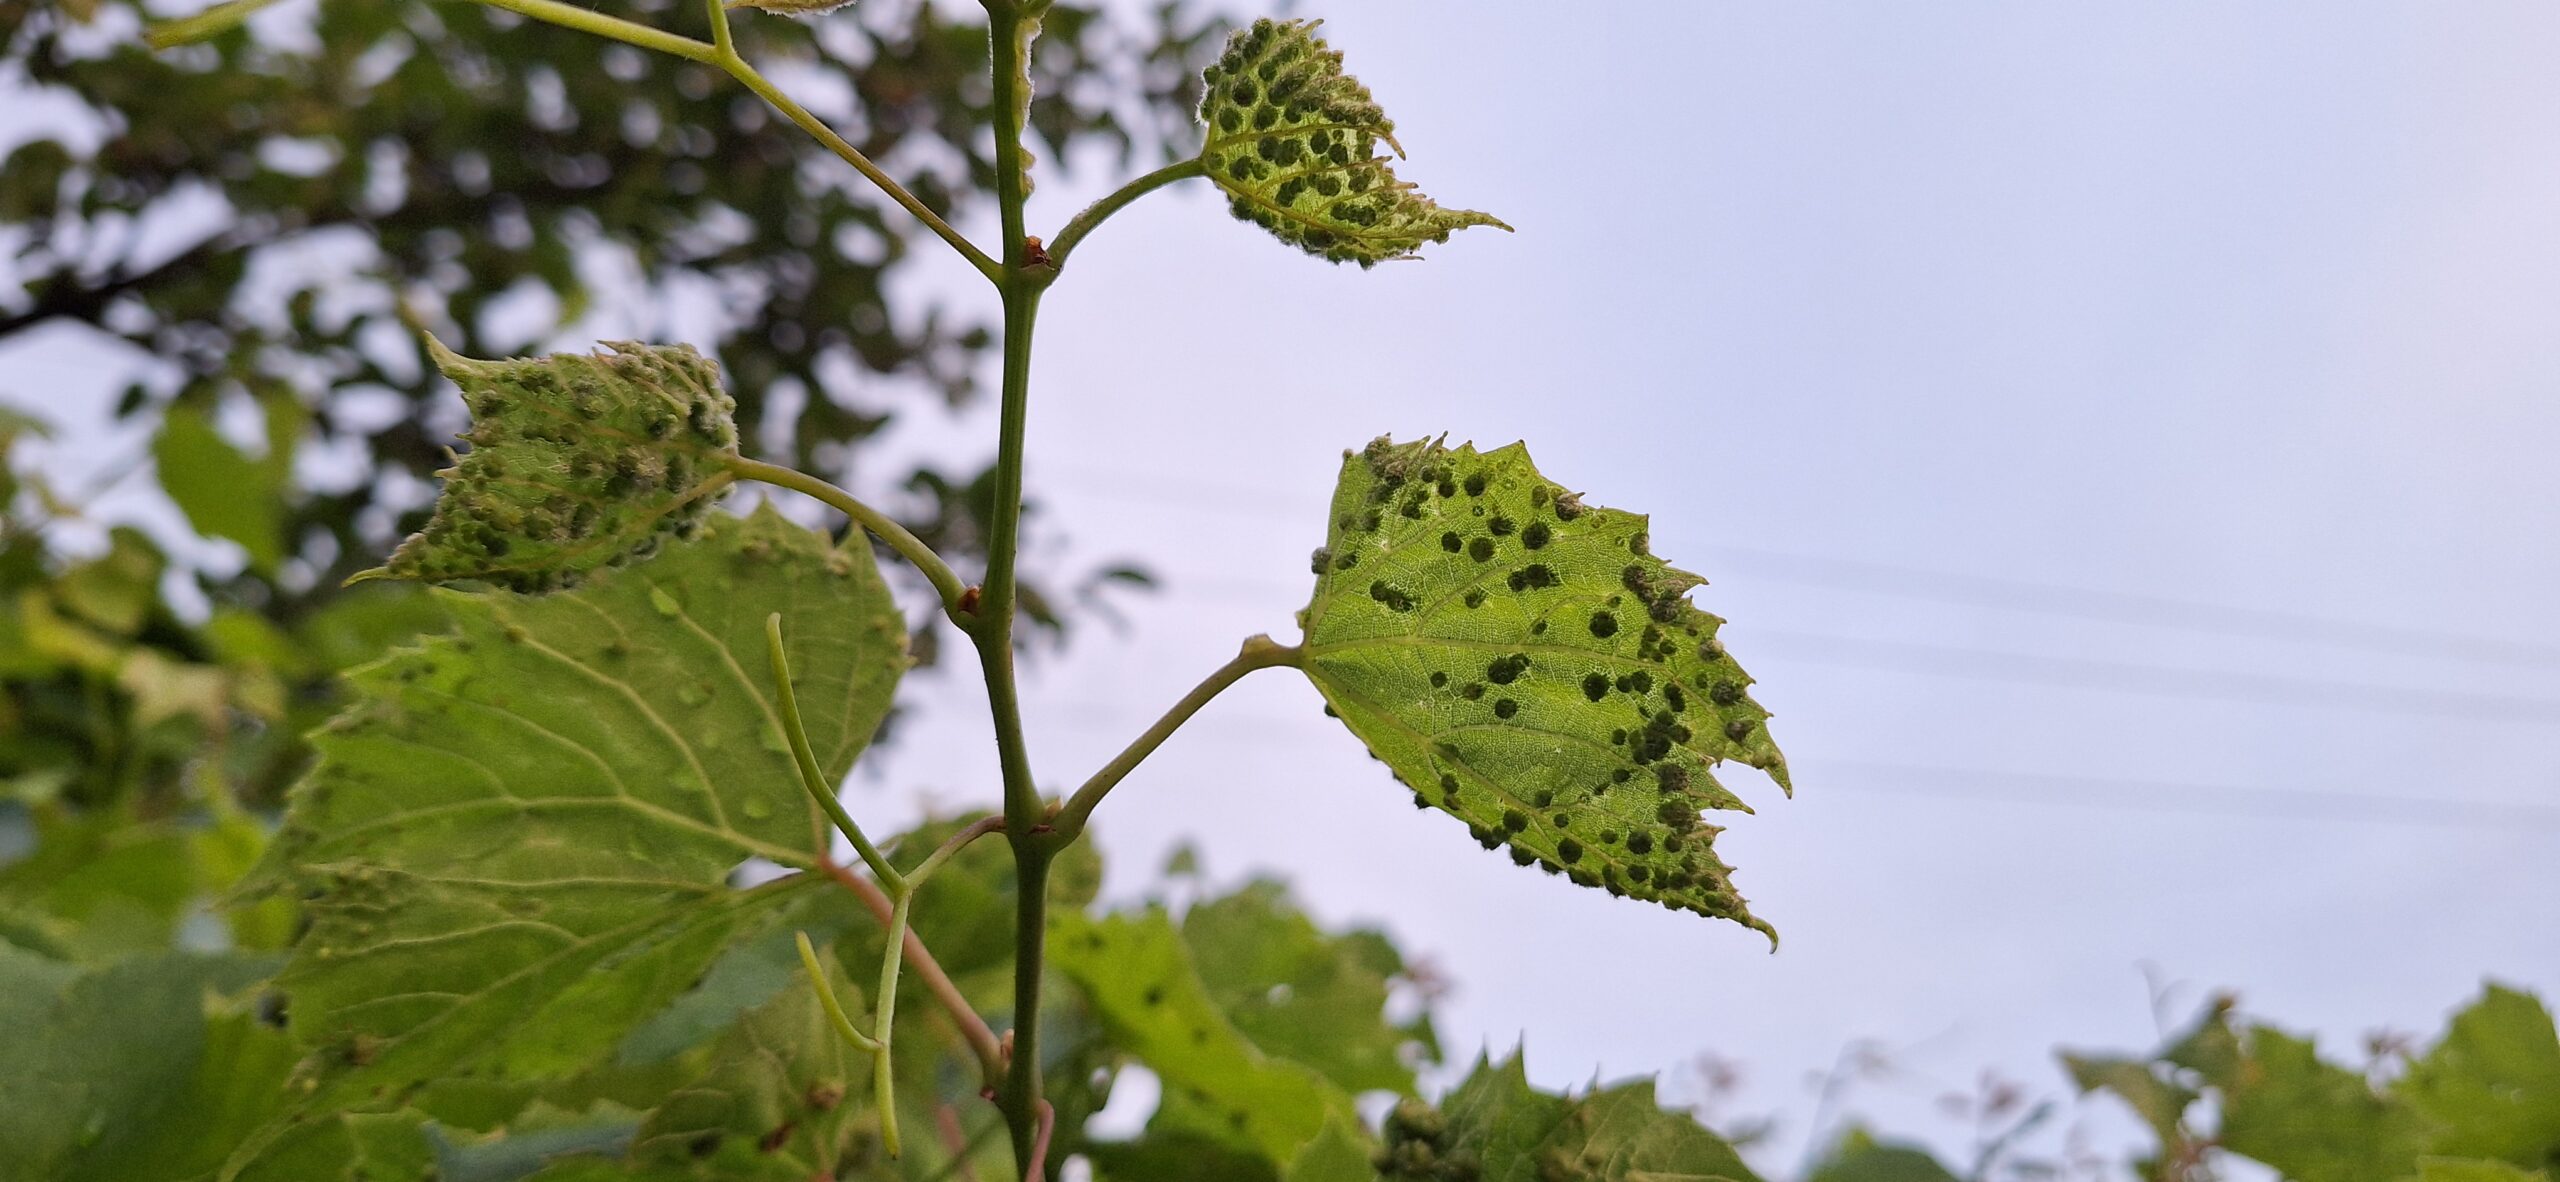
[
  {"left": 1022, "top": 1100, "right": 1055, "bottom": 1182},
  {"left": 816, "top": 856, "right": 1008, "bottom": 1087}
]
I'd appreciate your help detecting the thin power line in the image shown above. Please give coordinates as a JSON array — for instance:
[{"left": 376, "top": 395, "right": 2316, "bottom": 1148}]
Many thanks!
[
  {"left": 1753, "top": 629, "right": 2560, "bottom": 724},
  {"left": 1041, "top": 466, "right": 2560, "bottom": 671},
  {"left": 1032, "top": 560, "right": 2560, "bottom": 726},
  {"left": 1040, "top": 704, "right": 2560, "bottom": 835},
  {"left": 1818, "top": 759, "right": 2560, "bottom": 833}
]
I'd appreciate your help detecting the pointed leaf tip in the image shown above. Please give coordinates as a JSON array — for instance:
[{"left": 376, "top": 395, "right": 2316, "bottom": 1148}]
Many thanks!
[
  {"left": 1197, "top": 19, "right": 1508, "bottom": 267},
  {"left": 1297, "top": 437, "right": 1790, "bottom": 936},
  {"left": 370, "top": 335, "right": 741, "bottom": 593}
]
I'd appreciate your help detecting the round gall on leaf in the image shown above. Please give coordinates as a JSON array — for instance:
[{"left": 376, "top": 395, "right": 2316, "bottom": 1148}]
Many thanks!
[
  {"left": 1197, "top": 19, "right": 1509, "bottom": 267},
  {"left": 1296, "top": 437, "right": 1791, "bottom": 942},
  {"left": 358, "top": 335, "right": 741, "bottom": 592}
]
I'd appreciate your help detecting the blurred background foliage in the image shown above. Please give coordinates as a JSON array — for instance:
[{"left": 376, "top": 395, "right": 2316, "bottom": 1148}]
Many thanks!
[{"left": 2, "top": 0, "right": 2556, "bottom": 1177}]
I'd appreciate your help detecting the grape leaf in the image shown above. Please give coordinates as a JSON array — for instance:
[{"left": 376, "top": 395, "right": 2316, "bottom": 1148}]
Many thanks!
[
  {"left": 153, "top": 400, "right": 285, "bottom": 574},
  {"left": 1397, "top": 1051, "right": 1761, "bottom": 1182},
  {"left": 1198, "top": 19, "right": 1507, "bottom": 266},
  {"left": 2396, "top": 985, "right": 2560, "bottom": 1164},
  {"left": 617, "top": 956, "right": 878, "bottom": 1179},
  {"left": 2214, "top": 1026, "right": 2428, "bottom": 1182},
  {"left": 245, "top": 506, "right": 905, "bottom": 1128},
  {"left": 359, "top": 336, "right": 741, "bottom": 592},
  {"left": 0, "top": 949, "right": 285, "bottom": 1182},
  {"left": 1183, "top": 877, "right": 1434, "bottom": 1095},
  {"left": 1806, "top": 1130, "right": 1962, "bottom": 1182},
  {"left": 1051, "top": 908, "right": 1358, "bottom": 1165},
  {"left": 1298, "top": 437, "right": 1790, "bottom": 938},
  {"left": 2413, "top": 1161, "right": 2552, "bottom": 1182}
]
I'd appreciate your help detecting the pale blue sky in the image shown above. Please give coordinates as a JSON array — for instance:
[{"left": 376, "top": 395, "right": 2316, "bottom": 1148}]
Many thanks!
[{"left": 10, "top": 0, "right": 2560, "bottom": 1170}]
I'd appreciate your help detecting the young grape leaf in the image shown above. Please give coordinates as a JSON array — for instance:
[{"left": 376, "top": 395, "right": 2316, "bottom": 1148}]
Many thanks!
[
  {"left": 1297, "top": 437, "right": 1790, "bottom": 939},
  {"left": 244, "top": 506, "right": 905, "bottom": 1127},
  {"left": 1198, "top": 19, "right": 1508, "bottom": 266},
  {"left": 357, "top": 335, "right": 741, "bottom": 592}
]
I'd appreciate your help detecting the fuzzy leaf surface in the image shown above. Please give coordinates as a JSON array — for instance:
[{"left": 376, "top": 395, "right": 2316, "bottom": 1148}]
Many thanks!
[
  {"left": 1299, "top": 438, "right": 1789, "bottom": 937},
  {"left": 362, "top": 337, "right": 740, "bottom": 592},
  {"left": 1198, "top": 19, "right": 1506, "bottom": 266},
  {"left": 253, "top": 507, "right": 904, "bottom": 1119}
]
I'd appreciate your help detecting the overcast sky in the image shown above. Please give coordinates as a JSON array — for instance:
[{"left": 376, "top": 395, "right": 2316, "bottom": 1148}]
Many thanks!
[{"left": 12, "top": 0, "right": 2560, "bottom": 1171}]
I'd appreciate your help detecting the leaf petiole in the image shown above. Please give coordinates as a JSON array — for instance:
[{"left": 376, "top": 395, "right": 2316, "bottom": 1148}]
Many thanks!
[
  {"left": 731, "top": 459, "right": 973, "bottom": 624},
  {"left": 1046, "top": 158, "right": 1207, "bottom": 272},
  {"left": 1050, "top": 634, "right": 1302, "bottom": 842}
]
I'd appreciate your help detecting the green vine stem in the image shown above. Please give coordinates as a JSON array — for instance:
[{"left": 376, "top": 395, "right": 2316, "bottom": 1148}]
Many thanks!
[
  {"left": 978, "top": 1, "right": 1055, "bottom": 1172},
  {"left": 731, "top": 458, "right": 971, "bottom": 622},
  {"left": 767, "top": 613, "right": 900, "bottom": 885},
  {"left": 1046, "top": 158, "right": 1206, "bottom": 272},
  {"left": 796, "top": 931, "right": 885, "bottom": 1054},
  {"left": 1051, "top": 635, "right": 1302, "bottom": 841}
]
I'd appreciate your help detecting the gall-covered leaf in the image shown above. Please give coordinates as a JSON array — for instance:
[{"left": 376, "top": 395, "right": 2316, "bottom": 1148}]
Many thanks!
[
  {"left": 1297, "top": 438, "right": 1789, "bottom": 940},
  {"left": 1198, "top": 19, "right": 1507, "bottom": 267},
  {"left": 360, "top": 336, "right": 741, "bottom": 592}
]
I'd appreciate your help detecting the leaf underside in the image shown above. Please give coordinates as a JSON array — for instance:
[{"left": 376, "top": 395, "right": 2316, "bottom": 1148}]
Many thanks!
[
  {"left": 363, "top": 336, "right": 741, "bottom": 592},
  {"left": 253, "top": 506, "right": 905, "bottom": 1121},
  {"left": 1299, "top": 438, "right": 1789, "bottom": 939},
  {"left": 1198, "top": 19, "right": 1507, "bottom": 267}
]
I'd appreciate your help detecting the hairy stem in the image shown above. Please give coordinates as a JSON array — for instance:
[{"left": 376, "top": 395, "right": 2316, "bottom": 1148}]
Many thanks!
[
  {"left": 1050, "top": 635, "right": 1301, "bottom": 841},
  {"left": 731, "top": 458, "right": 971, "bottom": 622},
  {"left": 1046, "top": 158, "right": 1207, "bottom": 271}
]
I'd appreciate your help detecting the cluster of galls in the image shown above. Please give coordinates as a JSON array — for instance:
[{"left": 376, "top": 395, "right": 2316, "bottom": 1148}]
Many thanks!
[
  {"left": 1374, "top": 1099, "right": 1480, "bottom": 1181},
  {"left": 1197, "top": 19, "right": 1507, "bottom": 266},
  {"left": 371, "top": 341, "right": 740, "bottom": 593}
]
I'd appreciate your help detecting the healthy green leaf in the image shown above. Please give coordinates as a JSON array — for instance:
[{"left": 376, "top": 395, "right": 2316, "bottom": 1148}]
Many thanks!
[
  {"left": 1198, "top": 19, "right": 1507, "bottom": 266},
  {"left": 2215, "top": 1026, "right": 2429, "bottom": 1182},
  {"left": 1051, "top": 907, "right": 1358, "bottom": 1165},
  {"left": 0, "top": 948, "right": 285, "bottom": 1182},
  {"left": 1299, "top": 437, "right": 1790, "bottom": 938},
  {"left": 1183, "top": 877, "right": 1434, "bottom": 1095},
  {"left": 2412, "top": 1160, "right": 2553, "bottom": 1182},
  {"left": 1285, "top": 1117, "right": 1383, "bottom": 1182},
  {"left": 2396, "top": 984, "right": 2560, "bottom": 1164},
  {"left": 360, "top": 336, "right": 741, "bottom": 592},
  {"left": 153, "top": 400, "right": 286, "bottom": 573},
  {"left": 248, "top": 507, "right": 905, "bottom": 1126},
  {"left": 1806, "top": 1129, "right": 1962, "bottom": 1182}
]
